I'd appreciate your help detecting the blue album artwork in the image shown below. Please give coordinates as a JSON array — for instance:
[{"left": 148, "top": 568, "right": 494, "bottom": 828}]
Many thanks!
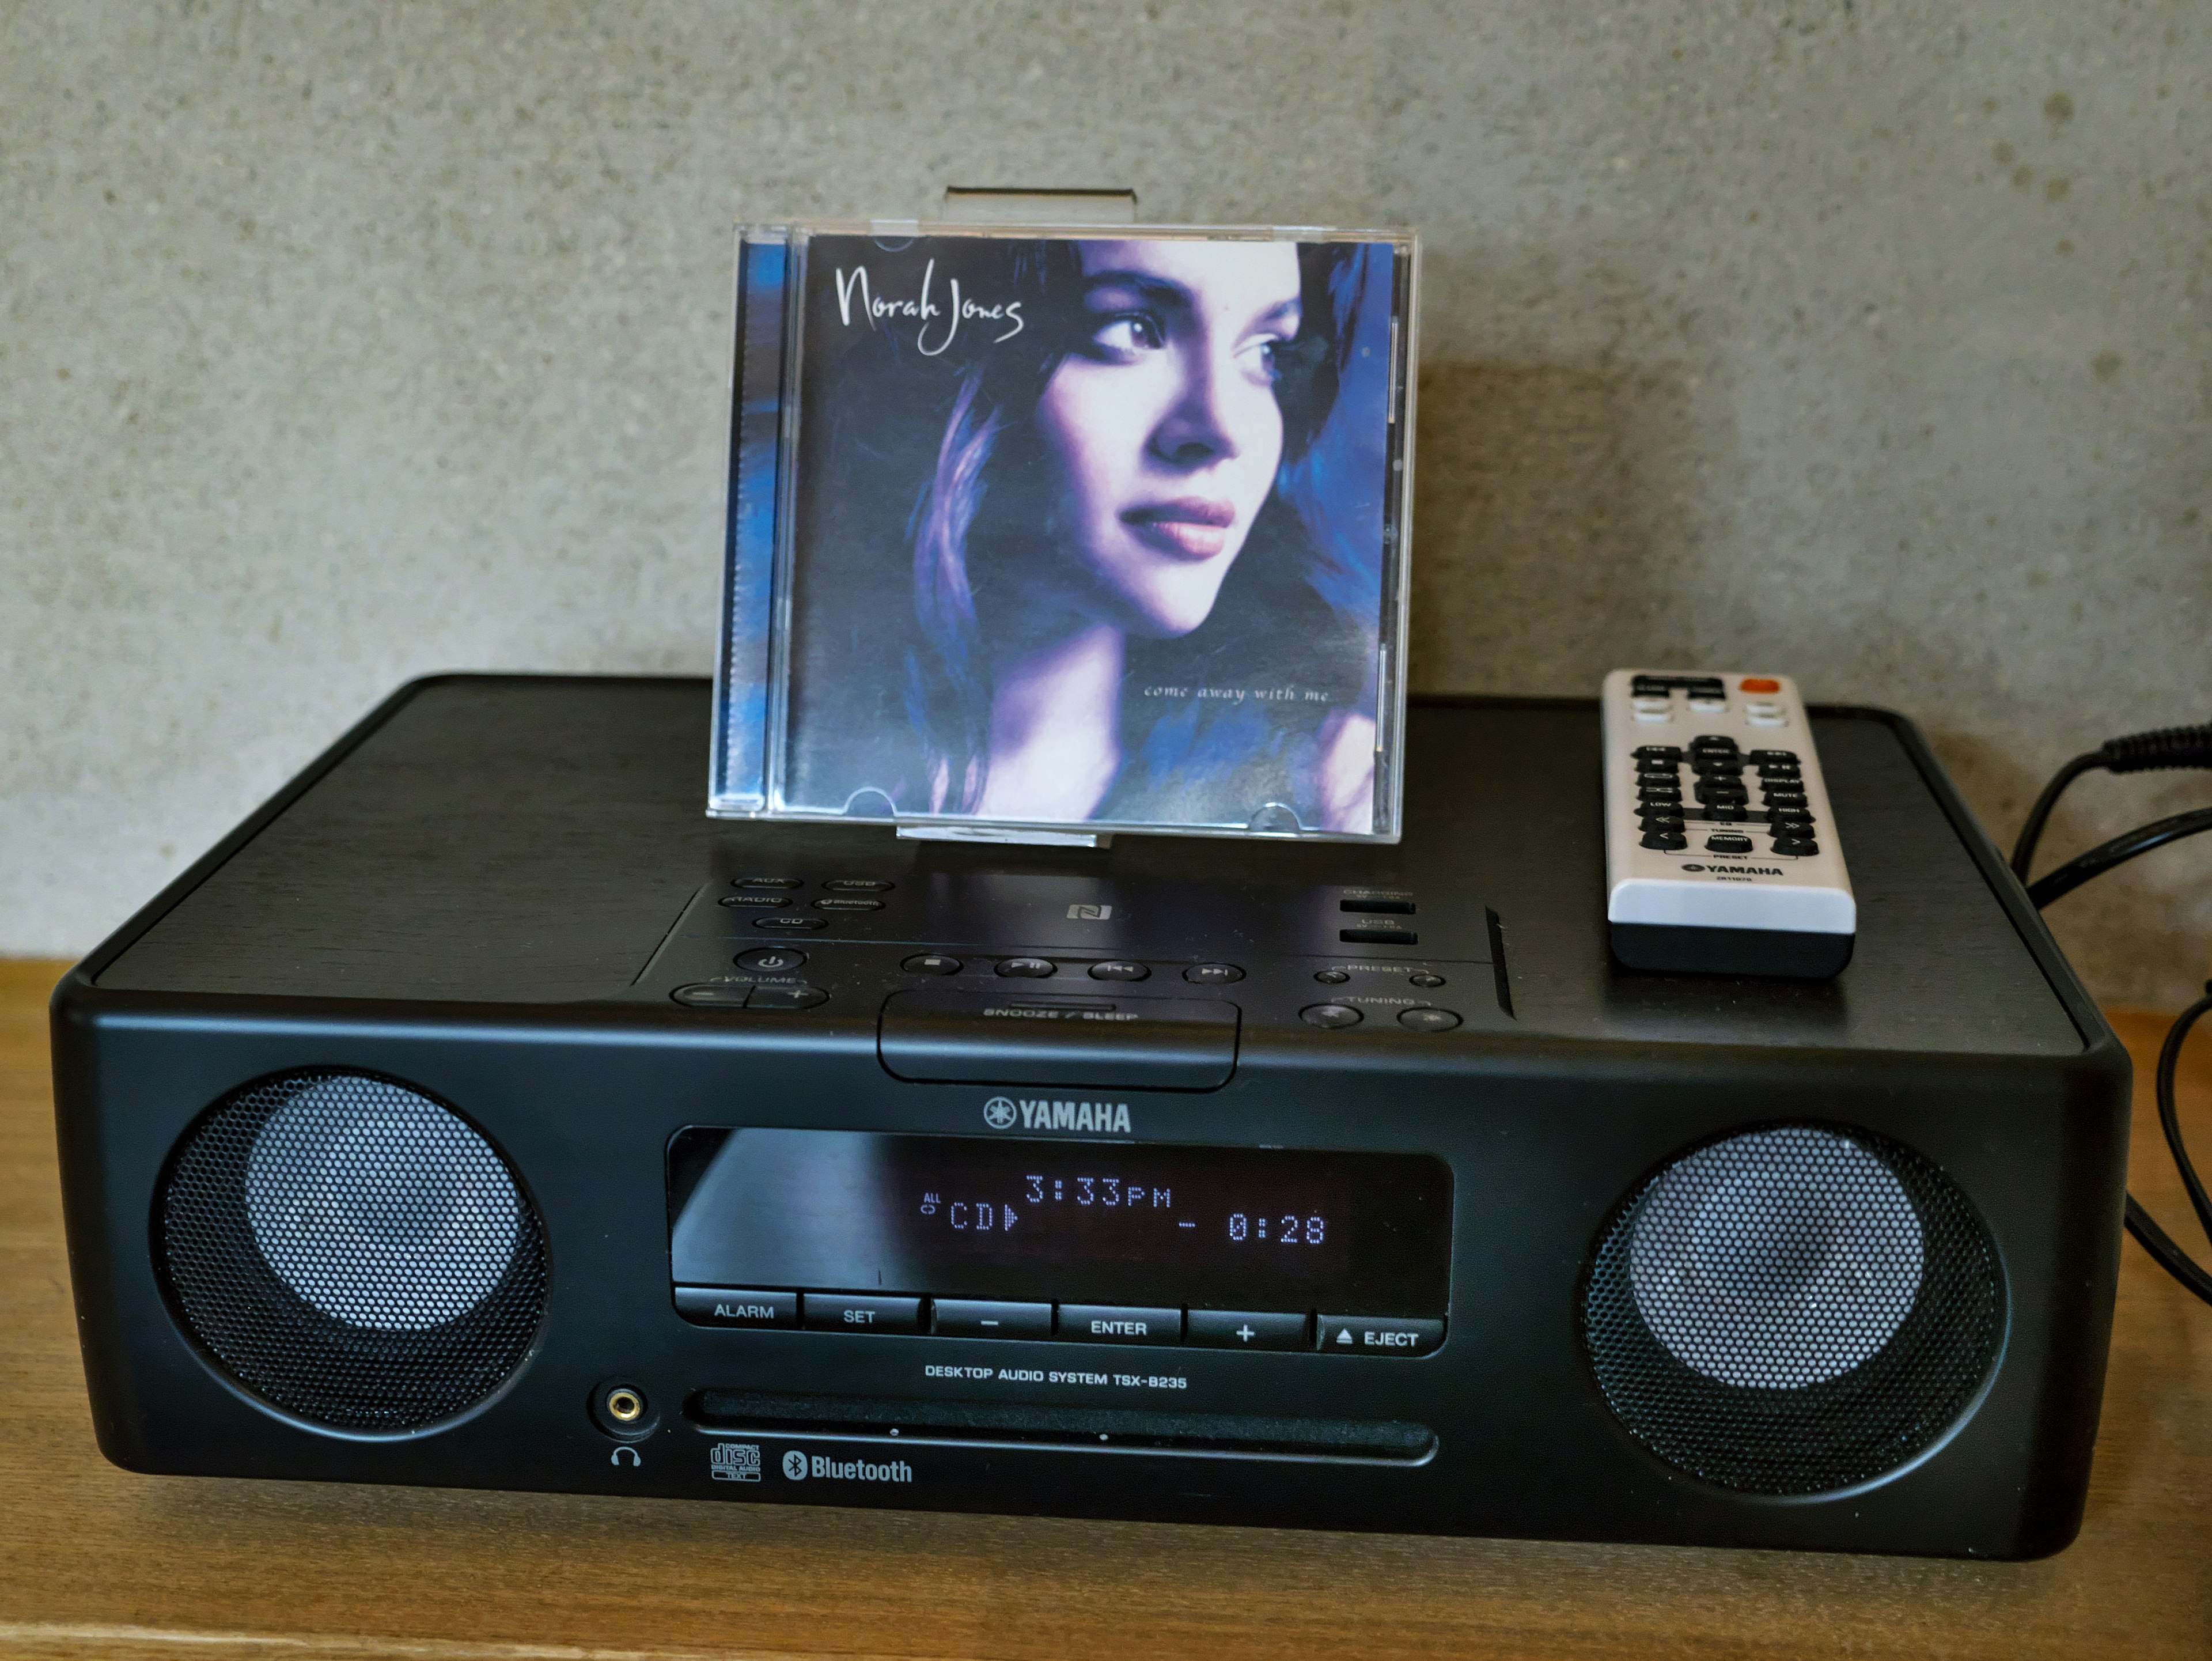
[{"left": 714, "top": 226, "right": 1414, "bottom": 840}]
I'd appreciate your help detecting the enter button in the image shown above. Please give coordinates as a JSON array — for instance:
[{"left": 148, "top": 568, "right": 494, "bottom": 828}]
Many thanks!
[
  {"left": 1317, "top": 1315, "right": 1445, "bottom": 1357},
  {"left": 1187, "top": 1309, "right": 1312, "bottom": 1352}
]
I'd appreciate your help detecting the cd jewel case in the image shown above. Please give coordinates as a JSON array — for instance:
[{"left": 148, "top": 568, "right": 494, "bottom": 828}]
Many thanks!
[{"left": 711, "top": 220, "right": 1419, "bottom": 843}]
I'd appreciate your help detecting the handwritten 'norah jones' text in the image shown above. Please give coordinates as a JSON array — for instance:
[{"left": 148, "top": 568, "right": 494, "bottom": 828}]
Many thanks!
[{"left": 835, "top": 260, "right": 1025, "bottom": 356}]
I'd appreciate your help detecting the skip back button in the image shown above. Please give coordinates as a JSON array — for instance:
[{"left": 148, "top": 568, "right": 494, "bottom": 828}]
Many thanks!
[{"left": 1317, "top": 1314, "right": 1445, "bottom": 1357}]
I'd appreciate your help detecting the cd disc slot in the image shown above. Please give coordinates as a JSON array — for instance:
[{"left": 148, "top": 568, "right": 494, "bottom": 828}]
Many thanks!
[{"left": 688, "top": 1390, "right": 1436, "bottom": 1463}]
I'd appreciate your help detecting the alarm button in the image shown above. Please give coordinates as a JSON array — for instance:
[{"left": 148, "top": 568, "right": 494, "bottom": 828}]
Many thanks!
[
  {"left": 673, "top": 1286, "right": 798, "bottom": 1328},
  {"left": 1317, "top": 1315, "right": 1445, "bottom": 1357}
]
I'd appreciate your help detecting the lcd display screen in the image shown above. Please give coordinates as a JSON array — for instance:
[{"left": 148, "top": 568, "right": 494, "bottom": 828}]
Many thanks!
[{"left": 668, "top": 1129, "right": 1451, "bottom": 1314}]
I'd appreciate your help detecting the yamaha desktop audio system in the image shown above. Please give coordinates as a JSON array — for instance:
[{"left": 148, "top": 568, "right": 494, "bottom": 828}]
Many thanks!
[{"left": 52, "top": 678, "right": 2130, "bottom": 1558}]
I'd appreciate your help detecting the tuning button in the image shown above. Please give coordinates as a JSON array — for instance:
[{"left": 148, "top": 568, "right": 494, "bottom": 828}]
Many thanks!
[{"left": 1641, "top": 831, "right": 1690, "bottom": 850}]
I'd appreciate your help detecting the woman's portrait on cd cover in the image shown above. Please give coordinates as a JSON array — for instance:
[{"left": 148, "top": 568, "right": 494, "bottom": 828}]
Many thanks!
[{"left": 766, "top": 230, "right": 1402, "bottom": 835}]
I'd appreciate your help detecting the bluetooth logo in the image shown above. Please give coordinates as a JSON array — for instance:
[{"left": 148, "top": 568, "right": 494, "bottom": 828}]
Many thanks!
[
  {"left": 983, "top": 1096, "right": 1017, "bottom": 1130},
  {"left": 782, "top": 1450, "right": 808, "bottom": 1481}
]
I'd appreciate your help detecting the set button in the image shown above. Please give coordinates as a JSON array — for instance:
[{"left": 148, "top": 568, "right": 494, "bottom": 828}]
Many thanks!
[{"left": 804, "top": 1293, "right": 924, "bottom": 1333}]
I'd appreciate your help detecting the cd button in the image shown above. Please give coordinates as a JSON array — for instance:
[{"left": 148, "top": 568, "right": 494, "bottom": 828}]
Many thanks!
[
  {"left": 1301, "top": 1003, "right": 1363, "bottom": 1029},
  {"left": 803, "top": 1293, "right": 924, "bottom": 1334},
  {"left": 755, "top": 915, "right": 828, "bottom": 930},
  {"left": 823, "top": 878, "right": 895, "bottom": 892},
  {"left": 996, "top": 957, "right": 1056, "bottom": 978},
  {"left": 932, "top": 1299, "right": 1053, "bottom": 1340},
  {"left": 745, "top": 983, "right": 828, "bottom": 1010},
  {"left": 735, "top": 945, "right": 807, "bottom": 973},
  {"left": 1183, "top": 962, "right": 1245, "bottom": 985},
  {"left": 673, "top": 1286, "right": 797, "bottom": 1328},
  {"left": 1057, "top": 1304, "right": 1182, "bottom": 1345},
  {"left": 1186, "top": 1310, "right": 1311, "bottom": 1351},
  {"left": 903, "top": 952, "right": 963, "bottom": 975},
  {"left": 672, "top": 983, "right": 752, "bottom": 1009},
  {"left": 1317, "top": 1315, "right": 1445, "bottom": 1357},
  {"left": 1087, "top": 960, "right": 1151, "bottom": 982}
]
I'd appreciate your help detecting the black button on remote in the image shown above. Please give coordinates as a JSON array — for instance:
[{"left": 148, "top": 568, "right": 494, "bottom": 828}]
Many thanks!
[
  {"left": 1633, "top": 744, "right": 1683, "bottom": 762},
  {"left": 1705, "top": 834, "right": 1755, "bottom": 853},
  {"left": 902, "top": 952, "right": 962, "bottom": 975},
  {"left": 1641, "top": 831, "right": 1689, "bottom": 850},
  {"left": 736, "top": 946, "right": 808, "bottom": 973},
  {"left": 1774, "top": 837, "right": 1821, "bottom": 856},
  {"left": 1639, "top": 811, "right": 1686, "bottom": 831},
  {"left": 997, "top": 958, "right": 1056, "bottom": 978}
]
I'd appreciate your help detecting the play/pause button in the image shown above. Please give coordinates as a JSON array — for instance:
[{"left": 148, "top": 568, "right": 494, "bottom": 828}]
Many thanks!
[{"left": 1185, "top": 1310, "right": 1310, "bottom": 1351}]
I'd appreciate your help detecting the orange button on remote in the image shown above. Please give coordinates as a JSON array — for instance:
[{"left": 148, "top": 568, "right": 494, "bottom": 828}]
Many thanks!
[{"left": 1740, "top": 677, "right": 1781, "bottom": 694}]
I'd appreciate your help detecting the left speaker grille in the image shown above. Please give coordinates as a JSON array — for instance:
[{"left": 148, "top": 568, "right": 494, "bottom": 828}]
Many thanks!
[{"left": 159, "top": 1071, "right": 547, "bottom": 1433}]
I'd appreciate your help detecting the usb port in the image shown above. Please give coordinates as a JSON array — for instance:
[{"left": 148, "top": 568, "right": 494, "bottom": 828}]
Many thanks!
[{"left": 1339, "top": 899, "right": 1416, "bottom": 915}]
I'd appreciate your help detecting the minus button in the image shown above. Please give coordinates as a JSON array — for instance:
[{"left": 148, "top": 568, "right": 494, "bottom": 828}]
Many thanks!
[{"left": 931, "top": 1298, "right": 1053, "bottom": 1340}]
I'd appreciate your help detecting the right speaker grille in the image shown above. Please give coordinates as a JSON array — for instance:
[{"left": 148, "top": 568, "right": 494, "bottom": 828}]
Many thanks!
[{"left": 1582, "top": 1123, "right": 2004, "bottom": 1496}]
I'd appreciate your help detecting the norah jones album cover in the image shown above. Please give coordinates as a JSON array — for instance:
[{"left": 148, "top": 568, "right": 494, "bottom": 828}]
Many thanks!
[{"left": 713, "top": 223, "right": 1417, "bottom": 842}]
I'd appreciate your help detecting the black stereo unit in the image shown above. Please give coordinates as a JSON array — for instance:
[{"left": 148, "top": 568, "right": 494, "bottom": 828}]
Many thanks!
[{"left": 53, "top": 677, "right": 2129, "bottom": 1558}]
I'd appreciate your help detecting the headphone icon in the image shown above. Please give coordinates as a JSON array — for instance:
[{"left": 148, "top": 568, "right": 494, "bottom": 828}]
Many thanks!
[{"left": 610, "top": 1446, "right": 642, "bottom": 1467}]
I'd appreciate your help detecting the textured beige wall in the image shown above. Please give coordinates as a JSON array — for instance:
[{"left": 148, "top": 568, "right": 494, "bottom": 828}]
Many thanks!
[{"left": 5, "top": 2, "right": 2209, "bottom": 1002}]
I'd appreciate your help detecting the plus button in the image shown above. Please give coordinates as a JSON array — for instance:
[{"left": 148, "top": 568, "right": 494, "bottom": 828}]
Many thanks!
[{"left": 1234, "top": 1324, "right": 1256, "bottom": 1343}]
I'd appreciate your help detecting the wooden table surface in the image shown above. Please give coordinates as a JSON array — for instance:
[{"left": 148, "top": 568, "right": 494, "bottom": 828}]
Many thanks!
[{"left": 1, "top": 958, "right": 2206, "bottom": 1660}]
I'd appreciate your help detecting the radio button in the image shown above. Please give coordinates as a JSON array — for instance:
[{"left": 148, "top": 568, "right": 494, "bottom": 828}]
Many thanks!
[
  {"left": 673, "top": 1286, "right": 797, "bottom": 1328},
  {"left": 1057, "top": 1304, "right": 1183, "bottom": 1345},
  {"left": 804, "top": 1293, "right": 924, "bottom": 1334},
  {"left": 932, "top": 1299, "right": 1054, "bottom": 1340},
  {"left": 1316, "top": 1315, "right": 1445, "bottom": 1357},
  {"left": 1187, "top": 1309, "right": 1311, "bottom": 1351}
]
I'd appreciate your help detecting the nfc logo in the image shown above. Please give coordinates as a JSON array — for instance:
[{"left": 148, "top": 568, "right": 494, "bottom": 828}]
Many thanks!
[{"left": 1066, "top": 903, "right": 1113, "bottom": 920}]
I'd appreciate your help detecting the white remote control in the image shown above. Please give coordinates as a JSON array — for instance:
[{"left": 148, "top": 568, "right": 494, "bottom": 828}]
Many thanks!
[{"left": 1601, "top": 669, "right": 1855, "bottom": 978}]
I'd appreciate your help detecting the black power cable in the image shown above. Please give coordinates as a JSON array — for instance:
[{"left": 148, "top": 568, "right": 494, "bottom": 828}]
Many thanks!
[{"left": 2013, "top": 731, "right": 2212, "bottom": 1308}]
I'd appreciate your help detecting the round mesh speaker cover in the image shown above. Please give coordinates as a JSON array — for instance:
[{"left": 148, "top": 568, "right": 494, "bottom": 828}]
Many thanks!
[
  {"left": 159, "top": 1071, "right": 547, "bottom": 1433},
  {"left": 1582, "top": 1123, "right": 2003, "bottom": 1496}
]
